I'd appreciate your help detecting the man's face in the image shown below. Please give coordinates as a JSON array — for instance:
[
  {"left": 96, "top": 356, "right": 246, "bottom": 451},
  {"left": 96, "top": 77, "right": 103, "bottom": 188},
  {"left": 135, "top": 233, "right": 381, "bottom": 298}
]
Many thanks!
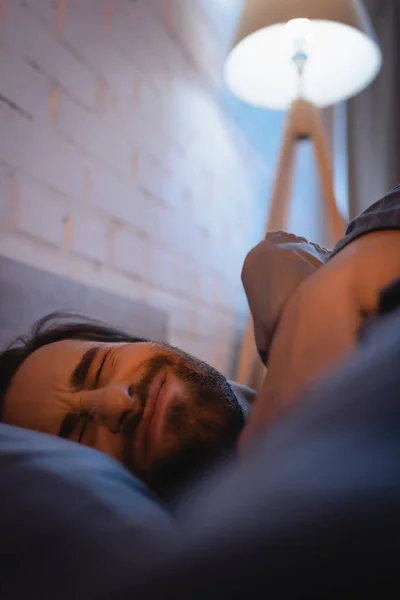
[{"left": 3, "top": 340, "right": 244, "bottom": 494}]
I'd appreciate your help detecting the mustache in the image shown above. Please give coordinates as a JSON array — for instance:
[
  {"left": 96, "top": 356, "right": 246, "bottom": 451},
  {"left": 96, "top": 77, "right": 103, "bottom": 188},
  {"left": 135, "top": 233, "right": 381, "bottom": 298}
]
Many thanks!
[
  {"left": 123, "top": 353, "right": 201, "bottom": 426},
  {"left": 119, "top": 350, "right": 234, "bottom": 484},
  {"left": 121, "top": 358, "right": 168, "bottom": 434},
  {"left": 120, "top": 355, "right": 181, "bottom": 470},
  {"left": 117, "top": 352, "right": 244, "bottom": 499},
  {"left": 121, "top": 350, "right": 228, "bottom": 447}
]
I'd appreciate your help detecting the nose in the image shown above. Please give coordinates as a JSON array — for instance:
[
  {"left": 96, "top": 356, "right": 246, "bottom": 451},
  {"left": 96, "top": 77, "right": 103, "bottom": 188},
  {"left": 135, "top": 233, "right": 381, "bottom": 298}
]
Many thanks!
[{"left": 79, "top": 383, "right": 140, "bottom": 433}]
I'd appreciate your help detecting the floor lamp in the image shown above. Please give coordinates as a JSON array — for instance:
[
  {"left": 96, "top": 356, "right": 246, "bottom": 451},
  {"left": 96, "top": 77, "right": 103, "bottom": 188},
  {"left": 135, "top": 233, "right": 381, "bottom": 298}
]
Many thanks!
[{"left": 223, "top": 0, "right": 382, "bottom": 388}]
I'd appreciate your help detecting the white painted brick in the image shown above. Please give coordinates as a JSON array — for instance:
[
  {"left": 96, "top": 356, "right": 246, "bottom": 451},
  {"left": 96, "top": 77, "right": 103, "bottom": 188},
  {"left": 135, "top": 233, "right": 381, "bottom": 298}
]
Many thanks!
[
  {"left": 0, "top": 47, "right": 52, "bottom": 122},
  {"left": 98, "top": 269, "right": 150, "bottom": 305},
  {"left": 115, "top": 107, "right": 154, "bottom": 153},
  {"left": 145, "top": 288, "right": 199, "bottom": 337},
  {"left": 108, "top": 3, "right": 175, "bottom": 81},
  {"left": 113, "top": 230, "right": 150, "bottom": 281},
  {"left": 57, "top": 93, "right": 132, "bottom": 177},
  {"left": 168, "top": 331, "right": 189, "bottom": 354},
  {"left": 8, "top": 118, "right": 86, "bottom": 201},
  {"left": 0, "top": 164, "right": 12, "bottom": 225},
  {"left": 62, "top": 2, "right": 139, "bottom": 100},
  {"left": 65, "top": 259, "right": 150, "bottom": 306},
  {"left": 193, "top": 227, "right": 214, "bottom": 265},
  {"left": 168, "top": 331, "right": 208, "bottom": 362},
  {"left": 162, "top": 211, "right": 195, "bottom": 255},
  {"left": 0, "top": 0, "right": 305, "bottom": 370},
  {"left": 90, "top": 166, "right": 138, "bottom": 223},
  {"left": 185, "top": 338, "right": 212, "bottom": 365},
  {"left": 147, "top": 246, "right": 179, "bottom": 290},
  {"left": 145, "top": 287, "right": 183, "bottom": 313},
  {"left": 137, "top": 152, "right": 181, "bottom": 206},
  {"left": 0, "top": 177, "right": 6, "bottom": 224},
  {"left": 0, "top": 105, "right": 17, "bottom": 163},
  {"left": 138, "top": 82, "right": 164, "bottom": 123},
  {"left": 26, "top": 0, "right": 60, "bottom": 31},
  {"left": 215, "top": 311, "right": 238, "bottom": 340},
  {"left": 133, "top": 193, "right": 172, "bottom": 240},
  {"left": 170, "top": 303, "right": 199, "bottom": 336},
  {"left": 175, "top": 254, "right": 200, "bottom": 298},
  {"left": 196, "top": 308, "right": 221, "bottom": 338},
  {"left": 233, "top": 285, "right": 250, "bottom": 318},
  {"left": 16, "top": 177, "right": 68, "bottom": 247},
  {"left": 0, "top": 231, "right": 70, "bottom": 277},
  {"left": 199, "top": 270, "right": 217, "bottom": 305},
  {"left": 71, "top": 210, "right": 108, "bottom": 264},
  {"left": 213, "top": 276, "right": 237, "bottom": 311},
  {"left": 122, "top": 112, "right": 184, "bottom": 174},
  {"left": 148, "top": 247, "right": 199, "bottom": 298},
  {"left": 0, "top": 2, "right": 98, "bottom": 108},
  {"left": 208, "top": 342, "right": 234, "bottom": 377}
]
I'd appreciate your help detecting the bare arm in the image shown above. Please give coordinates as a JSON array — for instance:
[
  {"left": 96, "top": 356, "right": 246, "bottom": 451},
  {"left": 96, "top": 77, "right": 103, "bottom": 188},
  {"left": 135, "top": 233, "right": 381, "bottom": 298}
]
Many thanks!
[{"left": 240, "top": 230, "right": 400, "bottom": 447}]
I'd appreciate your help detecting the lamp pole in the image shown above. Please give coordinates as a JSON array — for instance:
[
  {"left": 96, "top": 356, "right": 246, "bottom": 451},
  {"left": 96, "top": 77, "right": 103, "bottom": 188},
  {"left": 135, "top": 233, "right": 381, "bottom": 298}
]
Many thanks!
[{"left": 235, "top": 22, "right": 347, "bottom": 387}]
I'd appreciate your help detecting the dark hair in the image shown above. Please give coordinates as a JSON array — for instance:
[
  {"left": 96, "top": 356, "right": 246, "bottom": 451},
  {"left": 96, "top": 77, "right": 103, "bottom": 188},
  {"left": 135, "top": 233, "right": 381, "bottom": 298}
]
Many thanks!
[{"left": 0, "top": 312, "right": 148, "bottom": 417}]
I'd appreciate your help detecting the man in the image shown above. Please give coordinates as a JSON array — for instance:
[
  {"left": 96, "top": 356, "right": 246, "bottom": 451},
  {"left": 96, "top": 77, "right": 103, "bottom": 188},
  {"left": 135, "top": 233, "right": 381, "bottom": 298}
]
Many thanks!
[
  {"left": 0, "top": 314, "right": 245, "bottom": 497},
  {"left": 2, "top": 278, "right": 400, "bottom": 599},
  {"left": 1, "top": 186, "right": 400, "bottom": 490},
  {"left": 1, "top": 189, "right": 400, "bottom": 598}
]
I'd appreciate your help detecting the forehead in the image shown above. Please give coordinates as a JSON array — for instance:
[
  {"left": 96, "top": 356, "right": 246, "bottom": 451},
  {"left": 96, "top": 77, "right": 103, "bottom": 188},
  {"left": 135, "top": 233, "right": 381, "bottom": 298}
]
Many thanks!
[
  {"left": 28, "top": 338, "right": 162, "bottom": 367},
  {"left": 23, "top": 339, "right": 124, "bottom": 372},
  {"left": 17, "top": 339, "right": 181, "bottom": 384}
]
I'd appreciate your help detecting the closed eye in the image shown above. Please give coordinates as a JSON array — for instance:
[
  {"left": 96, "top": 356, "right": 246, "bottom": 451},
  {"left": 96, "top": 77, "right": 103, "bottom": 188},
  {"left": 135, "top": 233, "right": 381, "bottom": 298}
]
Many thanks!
[
  {"left": 69, "top": 347, "right": 111, "bottom": 392},
  {"left": 94, "top": 350, "right": 109, "bottom": 387},
  {"left": 58, "top": 413, "right": 79, "bottom": 439},
  {"left": 58, "top": 412, "right": 91, "bottom": 441},
  {"left": 70, "top": 347, "right": 100, "bottom": 390}
]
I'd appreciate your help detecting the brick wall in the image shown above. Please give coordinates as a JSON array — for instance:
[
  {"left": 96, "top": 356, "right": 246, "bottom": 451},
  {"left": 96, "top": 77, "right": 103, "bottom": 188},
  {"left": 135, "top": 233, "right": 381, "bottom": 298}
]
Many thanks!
[{"left": 0, "top": 0, "right": 275, "bottom": 377}]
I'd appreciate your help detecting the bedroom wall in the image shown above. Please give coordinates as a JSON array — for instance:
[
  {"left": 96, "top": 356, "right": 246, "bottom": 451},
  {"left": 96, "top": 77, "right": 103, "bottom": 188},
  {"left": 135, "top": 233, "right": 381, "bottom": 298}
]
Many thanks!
[{"left": 0, "top": 0, "right": 328, "bottom": 376}]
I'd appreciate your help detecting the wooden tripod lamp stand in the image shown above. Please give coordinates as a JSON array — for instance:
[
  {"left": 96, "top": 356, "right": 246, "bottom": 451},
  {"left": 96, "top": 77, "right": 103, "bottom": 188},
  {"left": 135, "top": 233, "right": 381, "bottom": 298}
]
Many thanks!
[{"left": 223, "top": 0, "right": 382, "bottom": 387}]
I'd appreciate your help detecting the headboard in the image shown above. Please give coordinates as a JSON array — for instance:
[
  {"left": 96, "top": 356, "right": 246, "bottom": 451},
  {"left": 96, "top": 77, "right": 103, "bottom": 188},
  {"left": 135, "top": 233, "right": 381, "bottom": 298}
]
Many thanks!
[{"left": 0, "top": 256, "right": 168, "bottom": 348}]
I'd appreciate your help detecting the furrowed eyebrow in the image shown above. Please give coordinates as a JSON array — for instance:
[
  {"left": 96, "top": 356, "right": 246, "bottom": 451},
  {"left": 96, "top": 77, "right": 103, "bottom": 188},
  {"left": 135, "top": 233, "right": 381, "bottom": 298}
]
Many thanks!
[
  {"left": 94, "top": 351, "right": 109, "bottom": 387},
  {"left": 69, "top": 346, "right": 100, "bottom": 390}
]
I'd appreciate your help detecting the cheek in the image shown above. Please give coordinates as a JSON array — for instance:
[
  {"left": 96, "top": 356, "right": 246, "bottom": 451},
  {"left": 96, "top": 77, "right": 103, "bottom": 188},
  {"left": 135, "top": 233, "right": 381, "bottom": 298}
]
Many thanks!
[
  {"left": 4, "top": 375, "right": 77, "bottom": 435},
  {"left": 154, "top": 404, "right": 198, "bottom": 454},
  {"left": 88, "top": 424, "right": 122, "bottom": 461}
]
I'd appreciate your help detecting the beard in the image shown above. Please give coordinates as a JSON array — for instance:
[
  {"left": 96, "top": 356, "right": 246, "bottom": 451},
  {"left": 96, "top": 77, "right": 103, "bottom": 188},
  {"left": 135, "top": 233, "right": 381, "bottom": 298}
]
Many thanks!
[{"left": 119, "top": 352, "right": 244, "bottom": 499}]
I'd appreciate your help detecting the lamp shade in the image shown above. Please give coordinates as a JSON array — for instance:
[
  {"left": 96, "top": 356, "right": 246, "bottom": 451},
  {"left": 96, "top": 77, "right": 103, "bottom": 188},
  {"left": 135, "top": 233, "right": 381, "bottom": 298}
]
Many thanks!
[{"left": 223, "top": 0, "right": 382, "bottom": 110}]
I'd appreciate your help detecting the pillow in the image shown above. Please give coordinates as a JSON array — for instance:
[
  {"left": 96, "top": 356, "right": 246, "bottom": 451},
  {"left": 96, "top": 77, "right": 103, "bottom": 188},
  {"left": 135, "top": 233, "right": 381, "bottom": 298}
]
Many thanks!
[
  {"left": 241, "top": 231, "right": 330, "bottom": 364},
  {"left": 0, "top": 422, "right": 172, "bottom": 525},
  {"left": 0, "top": 423, "right": 173, "bottom": 597}
]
